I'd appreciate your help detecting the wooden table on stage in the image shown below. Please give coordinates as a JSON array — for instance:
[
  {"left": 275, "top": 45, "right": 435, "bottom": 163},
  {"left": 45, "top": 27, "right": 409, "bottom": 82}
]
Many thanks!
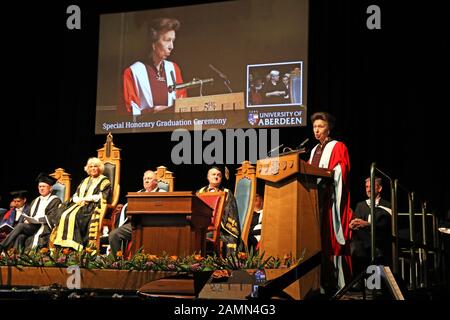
[
  {"left": 126, "top": 191, "right": 212, "bottom": 256},
  {"left": 256, "top": 151, "right": 332, "bottom": 299}
]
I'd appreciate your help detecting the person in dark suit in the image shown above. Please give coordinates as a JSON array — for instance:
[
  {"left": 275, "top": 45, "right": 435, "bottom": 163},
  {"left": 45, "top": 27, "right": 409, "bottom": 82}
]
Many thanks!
[
  {"left": 0, "top": 174, "right": 61, "bottom": 252},
  {"left": 261, "top": 70, "right": 287, "bottom": 105},
  {"left": 0, "top": 190, "right": 31, "bottom": 243},
  {"left": 349, "top": 176, "right": 392, "bottom": 278}
]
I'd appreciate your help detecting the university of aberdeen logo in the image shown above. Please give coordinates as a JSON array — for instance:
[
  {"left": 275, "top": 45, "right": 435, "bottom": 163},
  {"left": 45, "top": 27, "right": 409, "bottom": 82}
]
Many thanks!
[{"left": 247, "top": 110, "right": 259, "bottom": 126}]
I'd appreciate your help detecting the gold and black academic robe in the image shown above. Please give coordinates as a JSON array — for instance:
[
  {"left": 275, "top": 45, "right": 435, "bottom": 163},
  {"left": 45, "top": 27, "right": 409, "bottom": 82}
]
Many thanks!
[{"left": 53, "top": 175, "right": 111, "bottom": 250}]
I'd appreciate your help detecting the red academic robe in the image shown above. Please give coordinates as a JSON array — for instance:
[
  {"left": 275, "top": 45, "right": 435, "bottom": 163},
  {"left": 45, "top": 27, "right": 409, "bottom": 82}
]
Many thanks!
[
  {"left": 122, "top": 60, "right": 187, "bottom": 114},
  {"left": 309, "top": 140, "right": 353, "bottom": 285}
]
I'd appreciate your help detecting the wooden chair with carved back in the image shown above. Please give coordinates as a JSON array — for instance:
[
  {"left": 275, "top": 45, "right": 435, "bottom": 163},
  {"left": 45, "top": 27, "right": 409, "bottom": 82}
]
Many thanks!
[
  {"left": 48, "top": 168, "right": 72, "bottom": 248},
  {"left": 155, "top": 165, "right": 175, "bottom": 192},
  {"left": 196, "top": 191, "right": 227, "bottom": 256},
  {"left": 289, "top": 67, "right": 302, "bottom": 104},
  {"left": 234, "top": 160, "right": 257, "bottom": 249},
  {"left": 50, "top": 168, "right": 72, "bottom": 202},
  {"left": 94, "top": 133, "right": 121, "bottom": 251}
]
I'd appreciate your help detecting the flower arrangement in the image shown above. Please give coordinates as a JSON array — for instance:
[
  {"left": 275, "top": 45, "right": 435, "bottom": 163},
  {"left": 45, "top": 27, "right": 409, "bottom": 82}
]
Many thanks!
[{"left": 0, "top": 245, "right": 303, "bottom": 273}]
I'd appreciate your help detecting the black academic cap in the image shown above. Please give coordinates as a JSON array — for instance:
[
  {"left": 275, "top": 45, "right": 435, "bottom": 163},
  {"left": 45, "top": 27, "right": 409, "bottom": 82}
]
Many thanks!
[
  {"left": 10, "top": 190, "right": 28, "bottom": 199},
  {"left": 36, "top": 172, "right": 58, "bottom": 186}
]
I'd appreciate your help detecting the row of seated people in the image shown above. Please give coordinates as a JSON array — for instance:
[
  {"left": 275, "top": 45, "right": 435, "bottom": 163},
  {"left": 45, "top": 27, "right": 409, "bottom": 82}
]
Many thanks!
[
  {"left": 0, "top": 162, "right": 262, "bottom": 257},
  {"left": 107, "top": 165, "right": 263, "bottom": 257},
  {"left": 0, "top": 158, "right": 110, "bottom": 252},
  {"left": 0, "top": 133, "right": 121, "bottom": 253},
  {"left": 0, "top": 132, "right": 261, "bottom": 256}
]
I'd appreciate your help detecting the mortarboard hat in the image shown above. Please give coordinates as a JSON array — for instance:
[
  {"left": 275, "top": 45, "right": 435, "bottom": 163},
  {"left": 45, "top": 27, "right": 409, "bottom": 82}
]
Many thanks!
[
  {"left": 36, "top": 172, "right": 58, "bottom": 186},
  {"left": 10, "top": 190, "right": 28, "bottom": 199}
]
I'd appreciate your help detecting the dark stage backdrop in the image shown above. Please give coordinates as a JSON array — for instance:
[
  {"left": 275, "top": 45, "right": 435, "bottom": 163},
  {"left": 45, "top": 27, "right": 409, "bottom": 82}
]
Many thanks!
[{"left": 1, "top": 0, "right": 449, "bottom": 220}]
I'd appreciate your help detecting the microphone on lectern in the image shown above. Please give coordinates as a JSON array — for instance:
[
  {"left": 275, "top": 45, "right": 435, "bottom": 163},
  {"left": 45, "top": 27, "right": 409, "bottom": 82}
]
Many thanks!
[
  {"left": 267, "top": 144, "right": 284, "bottom": 157},
  {"left": 296, "top": 138, "right": 309, "bottom": 150}
]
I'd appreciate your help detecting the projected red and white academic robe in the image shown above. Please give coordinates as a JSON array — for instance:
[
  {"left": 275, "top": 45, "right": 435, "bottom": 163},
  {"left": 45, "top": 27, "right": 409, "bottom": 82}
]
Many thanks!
[
  {"left": 123, "top": 60, "right": 187, "bottom": 115},
  {"left": 309, "top": 140, "right": 352, "bottom": 287}
]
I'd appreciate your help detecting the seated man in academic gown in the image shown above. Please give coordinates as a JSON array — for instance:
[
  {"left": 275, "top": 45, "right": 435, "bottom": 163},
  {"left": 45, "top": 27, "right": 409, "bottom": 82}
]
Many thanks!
[
  {"left": 349, "top": 177, "right": 392, "bottom": 278},
  {"left": 0, "top": 173, "right": 62, "bottom": 252},
  {"left": 0, "top": 190, "right": 30, "bottom": 243},
  {"left": 197, "top": 166, "right": 242, "bottom": 255}
]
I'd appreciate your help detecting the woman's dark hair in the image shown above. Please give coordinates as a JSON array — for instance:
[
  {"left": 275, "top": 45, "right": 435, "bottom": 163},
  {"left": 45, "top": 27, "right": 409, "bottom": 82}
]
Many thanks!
[
  {"left": 149, "top": 18, "right": 180, "bottom": 43},
  {"left": 310, "top": 111, "right": 335, "bottom": 131}
]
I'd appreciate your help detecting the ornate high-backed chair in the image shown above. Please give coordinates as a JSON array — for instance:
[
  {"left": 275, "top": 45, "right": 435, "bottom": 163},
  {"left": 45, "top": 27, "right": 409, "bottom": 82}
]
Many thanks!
[
  {"left": 50, "top": 168, "right": 71, "bottom": 202},
  {"left": 155, "top": 166, "right": 174, "bottom": 192},
  {"left": 196, "top": 191, "right": 227, "bottom": 255},
  {"left": 290, "top": 67, "right": 302, "bottom": 104},
  {"left": 95, "top": 133, "right": 121, "bottom": 250},
  {"left": 234, "top": 160, "right": 257, "bottom": 248},
  {"left": 48, "top": 168, "right": 72, "bottom": 248}
]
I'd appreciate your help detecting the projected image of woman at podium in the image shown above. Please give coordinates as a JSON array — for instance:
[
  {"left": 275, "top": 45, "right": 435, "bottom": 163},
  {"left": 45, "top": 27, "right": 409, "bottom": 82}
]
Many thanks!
[
  {"left": 308, "top": 111, "right": 352, "bottom": 293},
  {"left": 122, "top": 17, "right": 187, "bottom": 115}
]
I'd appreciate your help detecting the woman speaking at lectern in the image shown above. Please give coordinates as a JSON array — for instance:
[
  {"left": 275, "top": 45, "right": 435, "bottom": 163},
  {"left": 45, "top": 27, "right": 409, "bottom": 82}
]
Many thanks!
[
  {"left": 122, "top": 17, "right": 187, "bottom": 115},
  {"left": 308, "top": 111, "right": 352, "bottom": 293}
]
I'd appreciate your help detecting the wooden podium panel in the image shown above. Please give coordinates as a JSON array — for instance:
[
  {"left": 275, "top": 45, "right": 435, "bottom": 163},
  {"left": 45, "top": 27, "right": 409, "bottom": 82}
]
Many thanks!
[
  {"left": 127, "top": 192, "right": 212, "bottom": 256},
  {"left": 256, "top": 152, "right": 332, "bottom": 299},
  {"left": 257, "top": 151, "right": 332, "bottom": 183},
  {"left": 174, "top": 92, "right": 244, "bottom": 112}
]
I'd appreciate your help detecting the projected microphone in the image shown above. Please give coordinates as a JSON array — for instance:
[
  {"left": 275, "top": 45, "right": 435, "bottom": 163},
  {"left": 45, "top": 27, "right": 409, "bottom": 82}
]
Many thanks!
[
  {"left": 296, "top": 138, "right": 309, "bottom": 150},
  {"left": 209, "top": 64, "right": 233, "bottom": 93},
  {"left": 267, "top": 144, "right": 284, "bottom": 157},
  {"left": 170, "top": 70, "right": 176, "bottom": 85},
  {"left": 209, "top": 64, "right": 230, "bottom": 83},
  {"left": 168, "top": 78, "right": 214, "bottom": 93}
]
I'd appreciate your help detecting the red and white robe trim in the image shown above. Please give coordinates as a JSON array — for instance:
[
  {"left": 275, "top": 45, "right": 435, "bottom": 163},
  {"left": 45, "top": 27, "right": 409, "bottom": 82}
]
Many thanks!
[
  {"left": 129, "top": 61, "right": 177, "bottom": 115},
  {"left": 309, "top": 140, "right": 346, "bottom": 246}
]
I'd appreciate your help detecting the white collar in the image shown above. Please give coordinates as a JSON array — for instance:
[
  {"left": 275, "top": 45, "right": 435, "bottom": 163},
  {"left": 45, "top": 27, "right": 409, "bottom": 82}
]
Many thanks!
[{"left": 39, "top": 194, "right": 52, "bottom": 201}]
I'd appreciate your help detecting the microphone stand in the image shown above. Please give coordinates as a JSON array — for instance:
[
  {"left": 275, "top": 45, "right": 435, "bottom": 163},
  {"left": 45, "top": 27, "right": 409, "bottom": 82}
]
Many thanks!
[
  {"left": 223, "top": 79, "right": 232, "bottom": 94},
  {"left": 168, "top": 78, "right": 213, "bottom": 95},
  {"left": 267, "top": 144, "right": 284, "bottom": 158},
  {"left": 209, "top": 64, "right": 233, "bottom": 93}
]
